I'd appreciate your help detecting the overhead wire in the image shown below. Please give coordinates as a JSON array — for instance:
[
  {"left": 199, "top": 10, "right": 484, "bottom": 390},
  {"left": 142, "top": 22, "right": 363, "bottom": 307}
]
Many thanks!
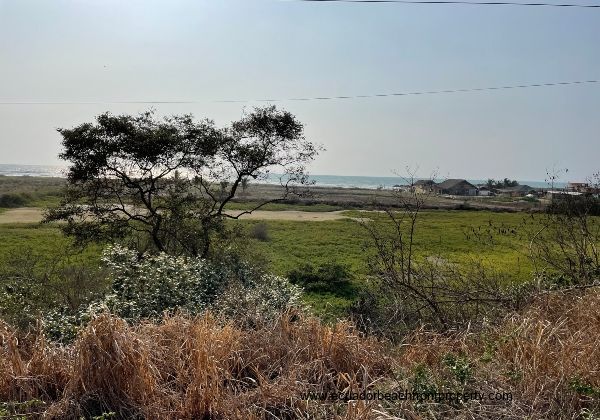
[
  {"left": 0, "top": 80, "right": 598, "bottom": 105},
  {"left": 294, "top": 0, "right": 600, "bottom": 9}
]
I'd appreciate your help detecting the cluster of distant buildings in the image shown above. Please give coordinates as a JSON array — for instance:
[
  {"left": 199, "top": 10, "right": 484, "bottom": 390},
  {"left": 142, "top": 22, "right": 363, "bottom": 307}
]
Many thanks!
[{"left": 402, "top": 179, "right": 600, "bottom": 199}]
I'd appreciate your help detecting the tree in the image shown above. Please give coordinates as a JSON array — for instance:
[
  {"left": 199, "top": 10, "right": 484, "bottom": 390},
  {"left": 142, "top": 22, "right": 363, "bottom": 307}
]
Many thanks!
[
  {"left": 45, "top": 106, "right": 319, "bottom": 257},
  {"left": 486, "top": 178, "right": 519, "bottom": 189}
]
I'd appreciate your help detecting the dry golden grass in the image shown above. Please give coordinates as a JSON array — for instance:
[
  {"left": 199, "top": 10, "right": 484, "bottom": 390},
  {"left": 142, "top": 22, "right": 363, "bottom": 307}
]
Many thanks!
[
  {"left": 394, "top": 288, "right": 600, "bottom": 419},
  {"left": 1, "top": 289, "right": 599, "bottom": 419},
  {"left": 496, "top": 289, "right": 600, "bottom": 416},
  {"left": 1, "top": 312, "right": 390, "bottom": 419}
]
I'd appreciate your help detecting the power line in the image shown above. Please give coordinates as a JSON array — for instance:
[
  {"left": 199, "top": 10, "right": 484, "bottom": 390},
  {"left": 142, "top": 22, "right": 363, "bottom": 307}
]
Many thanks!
[
  {"left": 295, "top": 0, "right": 600, "bottom": 8},
  {"left": 217, "top": 79, "right": 600, "bottom": 102},
  {"left": 0, "top": 79, "right": 598, "bottom": 105},
  {"left": 0, "top": 100, "right": 200, "bottom": 105}
]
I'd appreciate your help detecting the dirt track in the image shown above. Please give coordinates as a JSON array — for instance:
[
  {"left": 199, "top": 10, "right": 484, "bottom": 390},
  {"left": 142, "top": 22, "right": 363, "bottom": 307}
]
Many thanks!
[
  {"left": 0, "top": 208, "right": 47, "bottom": 224},
  {"left": 0, "top": 208, "right": 356, "bottom": 224}
]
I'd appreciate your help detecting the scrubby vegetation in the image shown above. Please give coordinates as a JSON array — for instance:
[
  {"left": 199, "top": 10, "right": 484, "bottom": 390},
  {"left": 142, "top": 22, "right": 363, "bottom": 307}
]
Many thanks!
[
  {"left": 288, "top": 262, "right": 354, "bottom": 295},
  {"left": 2, "top": 189, "right": 596, "bottom": 418},
  {"left": 0, "top": 177, "right": 64, "bottom": 208},
  {"left": 1, "top": 131, "right": 598, "bottom": 417},
  {"left": 0, "top": 312, "right": 389, "bottom": 419},
  {"left": 0, "top": 193, "right": 28, "bottom": 208},
  {"left": 1, "top": 288, "right": 599, "bottom": 419}
]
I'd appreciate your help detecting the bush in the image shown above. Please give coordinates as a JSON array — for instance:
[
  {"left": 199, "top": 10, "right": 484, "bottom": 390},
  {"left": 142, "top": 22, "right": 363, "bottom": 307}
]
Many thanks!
[
  {"left": 250, "top": 222, "right": 270, "bottom": 241},
  {"left": 42, "top": 245, "right": 303, "bottom": 339},
  {"left": 1, "top": 312, "right": 389, "bottom": 419},
  {"left": 528, "top": 193, "right": 600, "bottom": 285},
  {"left": 98, "top": 245, "right": 227, "bottom": 321},
  {"left": 351, "top": 258, "right": 529, "bottom": 338},
  {"left": 3, "top": 288, "right": 600, "bottom": 419},
  {"left": 287, "top": 262, "right": 354, "bottom": 295},
  {"left": 0, "top": 246, "right": 107, "bottom": 331},
  {"left": 0, "top": 193, "right": 28, "bottom": 208},
  {"left": 215, "top": 274, "right": 303, "bottom": 326}
]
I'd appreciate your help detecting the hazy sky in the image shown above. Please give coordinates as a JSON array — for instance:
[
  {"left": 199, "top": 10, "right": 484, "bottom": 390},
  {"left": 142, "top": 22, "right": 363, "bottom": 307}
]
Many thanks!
[{"left": 1, "top": 0, "right": 599, "bottom": 181}]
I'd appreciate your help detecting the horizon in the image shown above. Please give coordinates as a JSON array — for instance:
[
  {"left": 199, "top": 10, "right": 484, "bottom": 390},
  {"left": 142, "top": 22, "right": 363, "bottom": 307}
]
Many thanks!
[
  {"left": 1, "top": 0, "right": 598, "bottom": 181},
  {"left": 0, "top": 162, "right": 580, "bottom": 185}
]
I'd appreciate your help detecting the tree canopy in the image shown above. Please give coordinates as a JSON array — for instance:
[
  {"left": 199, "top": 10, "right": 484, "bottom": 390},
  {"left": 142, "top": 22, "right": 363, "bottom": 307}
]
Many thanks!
[
  {"left": 486, "top": 178, "right": 519, "bottom": 189},
  {"left": 45, "top": 106, "right": 319, "bottom": 257}
]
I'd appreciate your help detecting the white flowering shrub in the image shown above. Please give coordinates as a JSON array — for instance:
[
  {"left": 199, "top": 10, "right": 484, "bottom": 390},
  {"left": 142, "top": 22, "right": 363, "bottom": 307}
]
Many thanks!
[
  {"left": 215, "top": 274, "right": 304, "bottom": 326},
  {"left": 42, "top": 245, "right": 304, "bottom": 340},
  {"left": 99, "top": 245, "right": 228, "bottom": 320}
]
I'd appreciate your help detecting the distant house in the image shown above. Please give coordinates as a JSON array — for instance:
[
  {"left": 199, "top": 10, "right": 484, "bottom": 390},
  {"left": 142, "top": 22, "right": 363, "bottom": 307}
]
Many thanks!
[
  {"left": 498, "top": 185, "right": 537, "bottom": 197},
  {"left": 477, "top": 186, "right": 493, "bottom": 196},
  {"left": 568, "top": 182, "right": 589, "bottom": 192},
  {"left": 413, "top": 179, "right": 437, "bottom": 194},
  {"left": 392, "top": 184, "right": 410, "bottom": 192},
  {"left": 436, "top": 179, "right": 478, "bottom": 196},
  {"left": 546, "top": 190, "right": 583, "bottom": 201},
  {"left": 567, "top": 182, "right": 599, "bottom": 195}
]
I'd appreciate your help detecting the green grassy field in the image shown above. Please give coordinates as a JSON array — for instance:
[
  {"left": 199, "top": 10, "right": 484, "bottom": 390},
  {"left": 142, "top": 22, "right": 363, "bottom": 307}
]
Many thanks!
[
  {"left": 239, "top": 210, "right": 533, "bottom": 319},
  {"left": 242, "top": 211, "right": 531, "bottom": 276},
  {"left": 0, "top": 223, "right": 102, "bottom": 265},
  {"left": 0, "top": 210, "right": 534, "bottom": 320}
]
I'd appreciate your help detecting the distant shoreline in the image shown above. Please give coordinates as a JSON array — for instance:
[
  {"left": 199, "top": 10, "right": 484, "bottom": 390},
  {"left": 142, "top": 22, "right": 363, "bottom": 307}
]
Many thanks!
[{"left": 0, "top": 164, "right": 567, "bottom": 189}]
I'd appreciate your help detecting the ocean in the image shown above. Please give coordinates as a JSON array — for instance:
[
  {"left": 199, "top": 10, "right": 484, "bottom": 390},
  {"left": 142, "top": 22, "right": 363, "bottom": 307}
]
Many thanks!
[{"left": 0, "top": 164, "right": 562, "bottom": 189}]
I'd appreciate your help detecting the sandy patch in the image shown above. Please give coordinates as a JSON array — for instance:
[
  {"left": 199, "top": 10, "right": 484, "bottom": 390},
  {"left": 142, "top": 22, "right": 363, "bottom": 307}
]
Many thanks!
[
  {"left": 0, "top": 208, "right": 363, "bottom": 224},
  {"left": 0, "top": 207, "right": 45, "bottom": 224},
  {"left": 225, "top": 210, "right": 354, "bottom": 221}
]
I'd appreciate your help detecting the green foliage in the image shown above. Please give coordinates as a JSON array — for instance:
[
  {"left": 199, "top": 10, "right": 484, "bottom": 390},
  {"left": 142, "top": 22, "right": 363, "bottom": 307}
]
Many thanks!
[
  {"left": 0, "top": 223, "right": 99, "bottom": 263},
  {"left": 0, "top": 210, "right": 540, "bottom": 324},
  {"left": 410, "top": 365, "right": 437, "bottom": 395},
  {"left": 0, "top": 191, "right": 61, "bottom": 208},
  {"left": 548, "top": 194, "right": 600, "bottom": 217},
  {"left": 0, "top": 176, "right": 64, "bottom": 208},
  {"left": 288, "top": 262, "right": 354, "bottom": 295},
  {"left": 569, "top": 377, "right": 600, "bottom": 397},
  {"left": 0, "top": 399, "right": 45, "bottom": 419},
  {"left": 46, "top": 107, "right": 318, "bottom": 257},
  {"left": 97, "top": 245, "right": 231, "bottom": 321},
  {"left": 215, "top": 273, "right": 303, "bottom": 326},
  {"left": 443, "top": 354, "right": 474, "bottom": 385},
  {"left": 0, "top": 193, "right": 28, "bottom": 208},
  {"left": 479, "top": 337, "right": 498, "bottom": 363},
  {"left": 527, "top": 195, "right": 600, "bottom": 285},
  {"left": 247, "top": 211, "right": 534, "bottom": 283},
  {"left": 244, "top": 218, "right": 367, "bottom": 276},
  {"left": 227, "top": 201, "right": 344, "bottom": 212},
  {"left": 0, "top": 242, "right": 106, "bottom": 330},
  {"left": 41, "top": 245, "right": 303, "bottom": 340},
  {"left": 504, "top": 369, "right": 523, "bottom": 383},
  {"left": 250, "top": 222, "right": 269, "bottom": 241},
  {"left": 302, "top": 292, "right": 354, "bottom": 323},
  {"left": 486, "top": 178, "right": 519, "bottom": 189}
]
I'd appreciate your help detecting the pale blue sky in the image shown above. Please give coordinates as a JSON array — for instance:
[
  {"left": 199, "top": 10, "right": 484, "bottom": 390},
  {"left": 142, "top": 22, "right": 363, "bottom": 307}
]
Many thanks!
[{"left": 0, "top": 0, "right": 598, "bottom": 181}]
